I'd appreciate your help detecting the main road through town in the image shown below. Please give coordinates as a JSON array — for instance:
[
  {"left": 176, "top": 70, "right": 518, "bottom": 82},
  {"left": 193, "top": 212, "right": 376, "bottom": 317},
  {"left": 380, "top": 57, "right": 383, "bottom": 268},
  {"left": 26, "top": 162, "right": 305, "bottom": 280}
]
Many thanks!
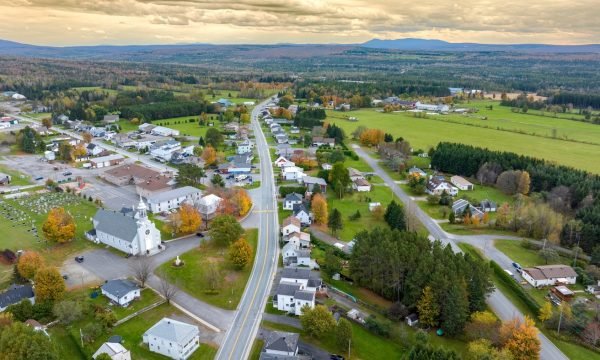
[
  {"left": 215, "top": 98, "right": 280, "bottom": 360},
  {"left": 352, "top": 145, "right": 568, "bottom": 360}
]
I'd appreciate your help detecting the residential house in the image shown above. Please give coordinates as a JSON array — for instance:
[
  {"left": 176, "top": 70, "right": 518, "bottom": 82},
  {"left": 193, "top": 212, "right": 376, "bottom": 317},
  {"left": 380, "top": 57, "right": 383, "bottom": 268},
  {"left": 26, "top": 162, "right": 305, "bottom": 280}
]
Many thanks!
[
  {"left": 275, "top": 282, "right": 316, "bottom": 316},
  {"left": 276, "top": 144, "right": 293, "bottom": 157},
  {"left": 217, "top": 98, "right": 232, "bottom": 107},
  {"left": 93, "top": 342, "right": 131, "bottom": 360},
  {"left": 260, "top": 331, "right": 299, "bottom": 359},
  {"left": 146, "top": 186, "right": 202, "bottom": 213},
  {"left": 300, "top": 176, "right": 327, "bottom": 194},
  {"left": 281, "top": 216, "right": 301, "bottom": 236},
  {"left": 103, "top": 114, "right": 120, "bottom": 124},
  {"left": 521, "top": 265, "right": 578, "bottom": 288},
  {"left": 282, "top": 166, "right": 305, "bottom": 181},
  {"left": 197, "top": 194, "right": 223, "bottom": 221},
  {"left": 415, "top": 102, "right": 450, "bottom": 112},
  {"left": 88, "top": 199, "right": 162, "bottom": 256},
  {"left": 113, "top": 133, "right": 137, "bottom": 148},
  {"left": 290, "top": 126, "right": 300, "bottom": 134},
  {"left": 480, "top": 199, "right": 497, "bottom": 212},
  {"left": 0, "top": 173, "right": 11, "bottom": 185},
  {"left": 136, "top": 176, "right": 173, "bottom": 199},
  {"left": 293, "top": 203, "right": 312, "bottom": 225},
  {"left": 143, "top": 317, "right": 200, "bottom": 360},
  {"left": 280, "top": 268, "right": 322, "bottom": 292},
  {"left": 274, "top": 156, "right": 295, "bottom": 168},
  {"left": 321, "top": 163, "right": 332, "bottom": 170},
  {"left": 335, "top": 103, "right": 351, "bottom": 111},
  {"left": 283, "top": 193, "right": 303, "bottom": 211},
  {"left": 0, "top": 284, "right": 35, "bottom": 312},
  {"left": 101, "top": 279, "right": 141, "bottom": 307},
  {"left": 452, "top": 199, "right": 484, "bottom": 220},
  {"left": 284, "top": 231, "right": 311, "bottom": 249},
  {"left": 426, "top": 178, "right": 458, "bottom": 196},
  {"left": 352, "top": 178, "right": 372, "bottom": 192},
  {"left": 138, "top": 123, "right": 157, "bottom": 133},
  {"left": 90, "top": 127, "right": 106, "bottom": 138},
  {"left": 311, "top": 137, "right": 335, "bottom": 147},
  {"left": 406, "top": 314, "right": 419, "bottom": 327},
  {"left": 237, "top": 140, "right": 253, "bottom": 155},
  {"left": 585, "top": 281, "right": 600, "bottom": 299},
  {"left": 450, "top": 176, "right": 474, "bottom": 191},
  {"left": 408, "top": 167, "right": 427, "bottom": 178},
  {"left": 151, "top": 126, "right": 180, "bottom": 137},
  {"left": 282, "top": 242, "right": 313, "bottom": 268},
  {"left": 86, "top": 143, "right": 104, "bottom": 156},
  {"left": 348, "top": 167, "right": 364, "bottom": 181},
  {"left": 150, "top": 140, "right": 182, "bottom": 162},
  {"left": 275, "top": 134, "right": 288, "bottom": 144}
]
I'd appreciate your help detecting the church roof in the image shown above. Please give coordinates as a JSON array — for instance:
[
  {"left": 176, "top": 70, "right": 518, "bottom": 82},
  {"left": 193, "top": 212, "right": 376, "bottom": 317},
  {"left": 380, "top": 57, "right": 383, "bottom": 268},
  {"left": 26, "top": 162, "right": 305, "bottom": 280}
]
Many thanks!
[{"left": 93, "top": 209, "right": 139, "bottom": 243}]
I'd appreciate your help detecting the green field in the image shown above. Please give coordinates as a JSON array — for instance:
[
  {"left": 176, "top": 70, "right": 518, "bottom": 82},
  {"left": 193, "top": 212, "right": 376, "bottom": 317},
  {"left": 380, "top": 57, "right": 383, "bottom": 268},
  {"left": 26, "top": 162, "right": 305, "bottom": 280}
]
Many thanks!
[
  {"left": 118, "top": 116, "right": 224, "bottom": 138},
  {"left": 494, "top": 240, "right": 574, "bottom": 268},
  {"left": 157, "top": 228, "right": 258, "bottom": 309},
  {"left": 0, "top": 192, "right": 100, "bottom": 285},
  {"left": 328, "top": 101, "right": 600, "bottom": 173},
  {"left": 0, "top": 163, "right": 32, "bottom": 186}
]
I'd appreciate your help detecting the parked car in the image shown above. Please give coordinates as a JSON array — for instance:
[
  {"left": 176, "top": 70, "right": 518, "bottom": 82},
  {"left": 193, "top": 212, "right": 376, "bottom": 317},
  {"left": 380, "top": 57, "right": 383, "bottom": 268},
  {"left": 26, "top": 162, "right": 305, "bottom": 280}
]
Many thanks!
[
  {"left": 35, "top": 176, "right": 44, "bottom": 181},
  {"left": 330, "top": 355, "right": 345, "bottom": 360},
  {"left": 512, "top": 262, "right": 522, "bottom": 270},
  {"left": 226, "top": 174, "right": 235, "bottom": 180},
  {"left": 75, "top": 256, "right": 84, "bottom": 263},
  {"left": 196, "top": 232, "right": 205, "bottom": 238},
  {"left": 62, "top": 171, "right": 72, "bottom": 176},
  {"left": 62, "top": 274, "right": 69, "bottom": 280}
]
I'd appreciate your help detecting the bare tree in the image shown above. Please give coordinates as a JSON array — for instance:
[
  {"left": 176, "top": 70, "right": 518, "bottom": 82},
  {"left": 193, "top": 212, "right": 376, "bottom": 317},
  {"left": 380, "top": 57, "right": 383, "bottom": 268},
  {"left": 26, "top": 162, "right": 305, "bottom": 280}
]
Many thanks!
[
  {"left": 129, "top": 256, "right": 154, "bottom": 288},
  {"left": 156, "top": 270, "right": 179, "bottom": 304}
]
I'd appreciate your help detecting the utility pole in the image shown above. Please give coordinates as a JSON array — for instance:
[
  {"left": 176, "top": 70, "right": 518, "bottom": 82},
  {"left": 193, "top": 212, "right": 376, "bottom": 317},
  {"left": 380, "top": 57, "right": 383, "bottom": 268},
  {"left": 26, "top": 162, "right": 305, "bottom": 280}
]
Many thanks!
[
  {"left": 348, "top": 338, "right": 351, "bottom": 359},
  {"left": 557, "top": 304, "right": 563, "bottom": 335},
  {"left": 573, "top": 232, "right": 581, "bottom": 267}
]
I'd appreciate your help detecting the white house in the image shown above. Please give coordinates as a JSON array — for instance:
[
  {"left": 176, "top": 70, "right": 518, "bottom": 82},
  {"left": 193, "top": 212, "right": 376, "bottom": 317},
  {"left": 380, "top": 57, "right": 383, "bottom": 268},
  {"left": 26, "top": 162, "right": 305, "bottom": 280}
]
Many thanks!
[
  {"left": 151, "top": 126, "right": 180, "bottom": 137},
  {"left": 237, "top": 140, "right": 254, "bottom": 155},
  {"left": 197, "top": 194, "right": 223, "bottom": 221},
  {"left": 86, "top": 143, "right": 104, "bottom": 156},
  {"left": 426, "top": 179, "right": 458, "bottom": 196},
  {"left": 521, "top": 265, "right": 578, "bottom": 288},
  {"left": 146, "top": 186, "right": 202, "bottom": 213},
  {"left": 282, "top": 166, "right": 305, "bottom": 181},
  {"left": 274, "top": 156, "right": 294, "bottom": 168},
  {"left": 101, "top": 279, "right": 141, "bottom": 307},
  {"left": 90, "top": 154, "right": 125, "bottom": 169},
  {"left": 0, "top": 284, "right": 35, "bottom": 312},
  {"left": 143, "top": 317, "right": 200, "bottom": 360},
  {"left": 415, "top": 101, "right": 450, "bottom": 112},
  {"left": 283, "top": 193, "right": 303, "bottom": 211},
  {"left": 352, "top": 178, "right": 371, "bottom": 192},
  {"left": 262, "top": 331, "right": 299, "bottom": 358},
  {"left": 293, "top": 204, "right": 311, "bottom": 225},
  {"left": 150, "top": 141, "right": 182, "bottom": 162},
  {"left": 408, "top": 167, "right": 427, "bottom": 178},
  {"left": 284, "top": 231, "right": 311, "bottom": 249},
  {"left": 275, "top": 282, "right": 316, "bottom": 315},
  {"left": 280, "top": 267, "right": 322, "bottom": 292},
  {"left": 348, "top": 167, "right": 364, "bottom": 182},
  {"left": 93, "top": 342, "right": 131, "bottom": 360},
  {"left": 321, "top": 163, "right": 333, "bottom": 170},
  {"left": 450, "top": 176, "right": 474, "bottom": 191},
  {"left": 406, "top": 314, "right": 419, "bottom": 327},
  {"left": 281, "top": 216, "right": 301, "bottom": 236},
  {"left": 88, "top": 198, "right": 162, "bottom": 256}
]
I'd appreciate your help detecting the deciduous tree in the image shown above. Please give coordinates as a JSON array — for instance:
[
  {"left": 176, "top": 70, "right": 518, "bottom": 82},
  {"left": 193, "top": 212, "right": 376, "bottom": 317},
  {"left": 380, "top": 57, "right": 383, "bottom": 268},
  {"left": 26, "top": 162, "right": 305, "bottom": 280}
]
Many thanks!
[
  {"left": 228, "top": 238, "right": 253, "bottom": 269},
  {"left": 166, "top": 204, "right": 202, "bottom": 235},
  {"left": 130, "top": 256, "right": 153, "bottom": 287},
  {"left": 82, "top": 132, "right": 93, "bottom": 143},
  {"left": 209, "top": 215, "right": 244, "bottom": 247},
  {"left": 499, "top": 316, "right": 540, "bottom": 360},
  {"left": 311, "top": 193, "right": 328, "bottom": 225},
  {"left": 202, "top": 145, "right": 217, "bottom": 166},
  {"left": 34, "top": 267, "right": 65, "bottom": 302},
  {"left": 205, "top": 128, "right": 223, "bottom": 148},
  {"left": 16, "top": 251, "right": 44, "bottom": 280},
  {"left": 0, "top": 322, "right": 58, "bottom": 360},
  {"left": 53, "top": 300, "right": 83, "bottom": 325},
  {"left": 42, "top": 207, "right": 76, "bottom": 244},
  {"left": 417, "top": 286, "right": 439, "bottom": 328},
  {"left": 539, "top": 301, "right": 553, "bottom": 323},
  {"left": 232, "top": 188, "right": 252, "bottom": 217},
  {"left": 335, "top": 318, "right": 353, "bottom": 351},
  {"left": 300, "top": 305, "right": 336, "bottom": 338}
]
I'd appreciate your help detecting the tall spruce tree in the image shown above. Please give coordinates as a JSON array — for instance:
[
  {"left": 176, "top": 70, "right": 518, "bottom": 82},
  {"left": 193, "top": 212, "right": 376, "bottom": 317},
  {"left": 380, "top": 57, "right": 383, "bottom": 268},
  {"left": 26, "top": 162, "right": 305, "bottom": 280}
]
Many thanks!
[{"left": 384, "top": 200, "right": 406, "bottom": 230}]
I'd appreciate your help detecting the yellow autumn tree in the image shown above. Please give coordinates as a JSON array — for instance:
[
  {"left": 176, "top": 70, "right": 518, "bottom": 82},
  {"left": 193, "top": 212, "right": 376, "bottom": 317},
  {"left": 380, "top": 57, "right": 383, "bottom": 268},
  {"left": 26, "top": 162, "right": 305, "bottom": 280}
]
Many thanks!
[
  {"left": 166, "top": 204, "right": 202, "bottom": 235},
  {"left": 17, "top": 251, "right": 45, "bottom": 279},
  {"left": 202, "top": 145, "right": 217, "bottom": 166},
  {"left": 240, "top": 113, "right": 251, "bottom": 124},
  {"left": 499, "top": 316, "right": 540, "bottom": 360},
  {"left": 72, "top": 143, "right": 87, "bottom": 158},
  {"left": 359, "top": 128, "right": 384, "bottom": 146},
  {"left": 82, "top": 132, "right": 93, "bottom": 144},
  {"left": 311, "top": 193, "right": 328, "bottom": 225},
  {"left": 228, "top": 237, "right": 253, "bottom": 269},
  {"left": 42, "top": 207, "right": 76, "bottom": 244},
  {"left": 34, "top": 267, "right": 66, "bottom": 302},
  {"left": 233, "top": 188, "right": 252, "bottom": 217},
  {"left": 518, "top": 171, "right": 531, "bottom": 195},
  {"left": 538, "top": 301, "right": 553, "bottom": 323}
]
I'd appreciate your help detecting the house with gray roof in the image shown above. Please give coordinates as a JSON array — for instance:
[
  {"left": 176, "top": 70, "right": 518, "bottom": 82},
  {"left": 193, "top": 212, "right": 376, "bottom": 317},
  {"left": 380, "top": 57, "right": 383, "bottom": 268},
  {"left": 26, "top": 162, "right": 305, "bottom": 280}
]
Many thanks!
[
  {"left": 88, "top": 198, "right": 162, "bottom": 256},
  {"left": 93, "top": 342, "right": 131, "bottom": 360},
  {"left": 101, "top": 279, "right": 140, "bottom": 307},
  {"left": 300, "top": 176, "right": 327, "bottom": 194},
  {"left": 146, "top": 186, "right": 202, "bottom": 213},
  {"left": 103, "top": 114, "right": 120, "bottom": 124},
  {"left": 0, "top": 284, "right": 34, "bottom": 312},
  {"left": 274, "top": 282, "right": 316, "bottom": 316},
  {"left": 283, "top": 193, "right": 303, "bottom": 211},
  {"left": 260, "top": 331, "right": 299, "bottom": 359},
  {"left": 143, "top": 317, "right": 200, "bottom": 360}
]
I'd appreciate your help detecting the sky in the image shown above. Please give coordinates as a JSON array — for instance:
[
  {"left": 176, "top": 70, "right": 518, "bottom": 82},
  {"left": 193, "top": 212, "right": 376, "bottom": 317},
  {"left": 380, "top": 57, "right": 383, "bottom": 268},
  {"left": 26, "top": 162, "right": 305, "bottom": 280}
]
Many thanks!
[{"left": 0, "top": 0, "right": 598, "bottom": 46}]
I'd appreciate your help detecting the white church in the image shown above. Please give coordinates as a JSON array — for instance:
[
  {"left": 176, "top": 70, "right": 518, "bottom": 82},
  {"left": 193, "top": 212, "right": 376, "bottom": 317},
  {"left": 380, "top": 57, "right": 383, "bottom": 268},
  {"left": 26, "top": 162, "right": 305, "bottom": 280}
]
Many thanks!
[{"left": 88, "top": 198, "right": 162, "bottom": 256}]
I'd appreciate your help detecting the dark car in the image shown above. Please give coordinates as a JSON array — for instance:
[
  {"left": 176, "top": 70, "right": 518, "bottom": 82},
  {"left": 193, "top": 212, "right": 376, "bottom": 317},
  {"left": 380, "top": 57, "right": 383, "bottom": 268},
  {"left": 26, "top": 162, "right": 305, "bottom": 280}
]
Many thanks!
[
  {"left": 512, "top": 262, "right": 522, "bottom": 270},
  {"left": 62, "top": 171, "right": 72, "bottom": 176},
  {"left": 196, "top": 232, "right": 205, "bottom": 238},
  {"left": 75, "top": 256, "right": 84, "bottom": 263},
  {"left": 62, "top": 274, "right": 69, "bottom": 280},
  {"left": 330, "top": 355, "right": 345, "bottom": 360},
  {"left": 35, "top": 176, "right": 44, "bottom": 181},
  {"left": 125, "top": 253, "right": 132, "bottom": 258},
  {"left": 226, "top": 174, "right": 235, "bottom": 179}
]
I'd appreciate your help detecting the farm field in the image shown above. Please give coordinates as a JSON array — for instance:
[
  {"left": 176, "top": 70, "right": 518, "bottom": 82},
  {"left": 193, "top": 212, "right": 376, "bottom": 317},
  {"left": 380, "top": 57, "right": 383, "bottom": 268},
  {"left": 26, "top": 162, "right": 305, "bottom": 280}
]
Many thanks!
[
  {"left": 157, "top": 228, "right": 258, "bottom": 310},
  {"left": 328, "top": 101, "right": 600, "bottom": 173}
]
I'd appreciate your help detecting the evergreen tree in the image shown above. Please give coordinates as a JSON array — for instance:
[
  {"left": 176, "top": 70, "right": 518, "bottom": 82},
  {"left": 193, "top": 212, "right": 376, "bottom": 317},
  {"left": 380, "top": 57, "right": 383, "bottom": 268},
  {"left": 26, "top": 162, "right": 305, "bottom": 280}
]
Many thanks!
[
  {"left": 384, "top": 200, "right": 406, "bottom": 231},
  {"left": 198, "top": 136, "right": 205, "bottom": 146},
  {"left": 417, "top": 286, "right": 439, "bottom": 328},
  {"left": 328, "top": 208, "right": 343, "bottom": 236},
  {"left": 441, "top": 280, "right": 470, "bottom": 335}
]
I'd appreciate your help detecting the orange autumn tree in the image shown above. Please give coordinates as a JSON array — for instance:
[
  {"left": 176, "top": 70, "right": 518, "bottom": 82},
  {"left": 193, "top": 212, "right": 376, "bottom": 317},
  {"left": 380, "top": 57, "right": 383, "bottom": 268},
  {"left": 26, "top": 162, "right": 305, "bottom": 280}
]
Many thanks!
[
  {"left": 165, "top": 204, "right": 202, "bottom": 235},
  {"left": 202, "top": 145, "right": 217, "bottom": 166},
  {"left": 73, "top": 143, "right": 88, "bottom": 158},
  {"left": 499, "top": 316, "right": 540, "bottom": 360},
  {"left": 82, "top": 132, "right": 93, "bottom": 143},
  {"left": 42, "top": 207, "right": 76, "bottom": 244},
  {"left": 228, "top": 237, "right": 253, "bottom": 269},
  {"left": 232, "top": 188, "right": 252, "bottom": 217},
  {"left": 359, "top": 128, "right": 385, "bottom": 146},
  {"left": 311, "top": 193, "right": 328, "bottom": 225},
  {"left": 17, "top": 251, "right": 45, "bottom": 279}
]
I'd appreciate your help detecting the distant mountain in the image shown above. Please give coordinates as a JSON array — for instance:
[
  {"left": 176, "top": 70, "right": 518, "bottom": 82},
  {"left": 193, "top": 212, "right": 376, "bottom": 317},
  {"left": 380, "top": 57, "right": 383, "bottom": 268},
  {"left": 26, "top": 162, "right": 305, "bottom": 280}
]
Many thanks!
[{"left": 362, "top": 38, "right": 600, "bottom": 53}]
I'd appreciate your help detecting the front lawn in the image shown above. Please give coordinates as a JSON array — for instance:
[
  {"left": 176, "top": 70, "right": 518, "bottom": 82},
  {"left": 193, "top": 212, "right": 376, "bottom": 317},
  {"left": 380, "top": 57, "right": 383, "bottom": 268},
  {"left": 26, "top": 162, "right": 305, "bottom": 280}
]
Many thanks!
[
  {"left": 94, "top": 288, "right": 162, "bottom": 320},
  {"left": 493, "top": 240, "right": 574, "bottom": 268},
  {"left": 157, "top": 228, "right": 258, "bottom": 309},
  {"left": 416, "top": 201, "right": 450, "bottom": 220},
  {"left": 0, "top": 163, "right": 32, "bottom": 186}
]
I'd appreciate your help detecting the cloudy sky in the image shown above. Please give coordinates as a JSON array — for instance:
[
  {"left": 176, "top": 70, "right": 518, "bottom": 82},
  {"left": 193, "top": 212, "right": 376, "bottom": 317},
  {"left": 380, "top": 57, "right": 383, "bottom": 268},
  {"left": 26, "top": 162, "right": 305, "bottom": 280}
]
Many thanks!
[{"left": 0, "top": 0, "right": 597, "bottom": 46}]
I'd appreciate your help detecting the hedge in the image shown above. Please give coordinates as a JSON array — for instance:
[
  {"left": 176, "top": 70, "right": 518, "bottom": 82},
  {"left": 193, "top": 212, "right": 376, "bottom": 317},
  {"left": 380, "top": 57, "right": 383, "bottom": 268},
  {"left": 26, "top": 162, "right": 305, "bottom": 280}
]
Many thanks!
[
  {"left": 490, "top": 260, "right": 541, "bottom": 316},
  {"left": 278, "top": 186, "right": 306, "bottom": 198}
]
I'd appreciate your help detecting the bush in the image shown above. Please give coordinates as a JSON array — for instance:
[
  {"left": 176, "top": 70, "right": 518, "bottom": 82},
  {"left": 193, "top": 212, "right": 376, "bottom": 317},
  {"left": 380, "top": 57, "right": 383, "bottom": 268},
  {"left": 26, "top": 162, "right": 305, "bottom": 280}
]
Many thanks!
[
  {"left": 490, "top": 261, "right": 540, "bottom": 315},
  {"left": 365, "top": 315, "right": 392, "bottom": 337},
  {"left": 279, "top": 186, "right": 306, "bottom": 198}
]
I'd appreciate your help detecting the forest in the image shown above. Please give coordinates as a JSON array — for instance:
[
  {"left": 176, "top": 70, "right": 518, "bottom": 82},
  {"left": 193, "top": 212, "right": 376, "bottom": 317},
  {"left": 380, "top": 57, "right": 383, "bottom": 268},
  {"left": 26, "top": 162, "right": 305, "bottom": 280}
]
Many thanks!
[{"left": 430, "top": 142, "right": 600, "bottom": 253}]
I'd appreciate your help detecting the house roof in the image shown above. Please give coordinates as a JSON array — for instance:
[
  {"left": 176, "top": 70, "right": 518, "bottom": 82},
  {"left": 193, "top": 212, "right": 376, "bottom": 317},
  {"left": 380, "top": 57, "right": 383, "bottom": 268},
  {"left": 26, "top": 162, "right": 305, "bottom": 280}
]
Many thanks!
[
  {"left": 147, "top": 186, "right": 201, "bottom": 204},
  {"left": 104, "top": 164, "right": 162, "bottom": 180},
  {"left": 281, "top": 267, "right": 311, "bottom": 280},
  {"left": 101, "top": 279, "right": 139, "bottom": 299},
  {"left": 294, "top": 290, "right": 315, "bottom": 301},
  {"left": 93, "top": 209, "right": 138, "bottom": 243},
  {"left": 353, "top": 178, "right": 370, "bottom": 187},
  {"left": 136, "top": 176, "right": 172, "bottom": 192},
  {"left": 0, "top": 284, "right": 34, "bottom": 309},
  {"left": 287, "top": 231, "right": 310, "bottom": 241},
  {"left": 282, "top": 216, "right": 301, "bottom": 228},
  {"left": 282, "top": 242, "right": 296, "bottom": 255},
  {"left": 264, "top": 331, "right": 299, "bottom": 353},
  {"left": 276, "top": 282, "right": 302, "bottom": 296},
  {"left": 406, "top": 313, "right": 419, "bottom": 322},
  {"left": 199, "top": 194, "right": 223, "bottom": 207},
  {"left": 144, "top": 317, "right": 199, "bottom": 345},
  {"left": 523, "top": 265, "right": 578, "bottom": 280},
  {"left": 292, "top": 203, "right": 309, "bottom": 215},
  {"left": 302, "top": 176, "right": 327, "bottom": 186},
  {"left": 348, "top": 167, "right": 363, "bottom": 177},
  {"left": 451, "top": 175, "right": 473, "bottom": 187},
  {"left": 91, "top": 154, "right": 124, "bottom": 164},
  {"left": 296, "top": 249, "right": 311, "bottom": 258},
  {"left": 94, "top": 342, "right": 129, "bottom": 358},
  {"left": 284, "top": 193, "right": 303, "bottom": 203}
]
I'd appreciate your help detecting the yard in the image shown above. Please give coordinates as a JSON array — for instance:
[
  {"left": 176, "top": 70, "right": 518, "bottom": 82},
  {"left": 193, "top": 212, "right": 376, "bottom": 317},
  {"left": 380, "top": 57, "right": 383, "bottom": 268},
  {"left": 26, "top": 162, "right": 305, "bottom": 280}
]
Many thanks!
[
  {"left": 0, "top": 191, "right": 100, "bottom": 286},
  {"left": 493, "top": 239, "right": 574, "bottom": 268},
  {"left": 327, "top": 101, "right": 600, "bottom": 173},
  {"left": 157, "top": 228, "right": 258, "bottom": 309},
  {"left": 0, "top": 163, "right": 32, "bottom": 186},
  {"left": 117, "top": 116, "right": 223, "bottom": 138}
]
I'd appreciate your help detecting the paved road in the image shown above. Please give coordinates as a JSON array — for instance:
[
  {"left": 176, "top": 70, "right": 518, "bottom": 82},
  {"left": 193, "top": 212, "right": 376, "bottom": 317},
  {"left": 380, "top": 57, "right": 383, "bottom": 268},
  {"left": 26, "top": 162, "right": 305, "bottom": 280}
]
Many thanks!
[
  {"left": 353, "top": 145, "right": 568, "bottom": 360},
  {"left": 72, "top": 236, "right": 235, "bottom": 334},
  {"left": 216, "top": 99, "right": 280, "bottom": 360}
]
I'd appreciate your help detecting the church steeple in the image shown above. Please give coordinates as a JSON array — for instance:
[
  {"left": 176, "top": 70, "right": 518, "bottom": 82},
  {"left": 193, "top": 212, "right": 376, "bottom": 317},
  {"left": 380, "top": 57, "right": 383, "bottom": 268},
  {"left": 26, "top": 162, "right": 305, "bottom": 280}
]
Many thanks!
[{"left": 137, "top": 195, "right": 147, "bottom": 219}]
